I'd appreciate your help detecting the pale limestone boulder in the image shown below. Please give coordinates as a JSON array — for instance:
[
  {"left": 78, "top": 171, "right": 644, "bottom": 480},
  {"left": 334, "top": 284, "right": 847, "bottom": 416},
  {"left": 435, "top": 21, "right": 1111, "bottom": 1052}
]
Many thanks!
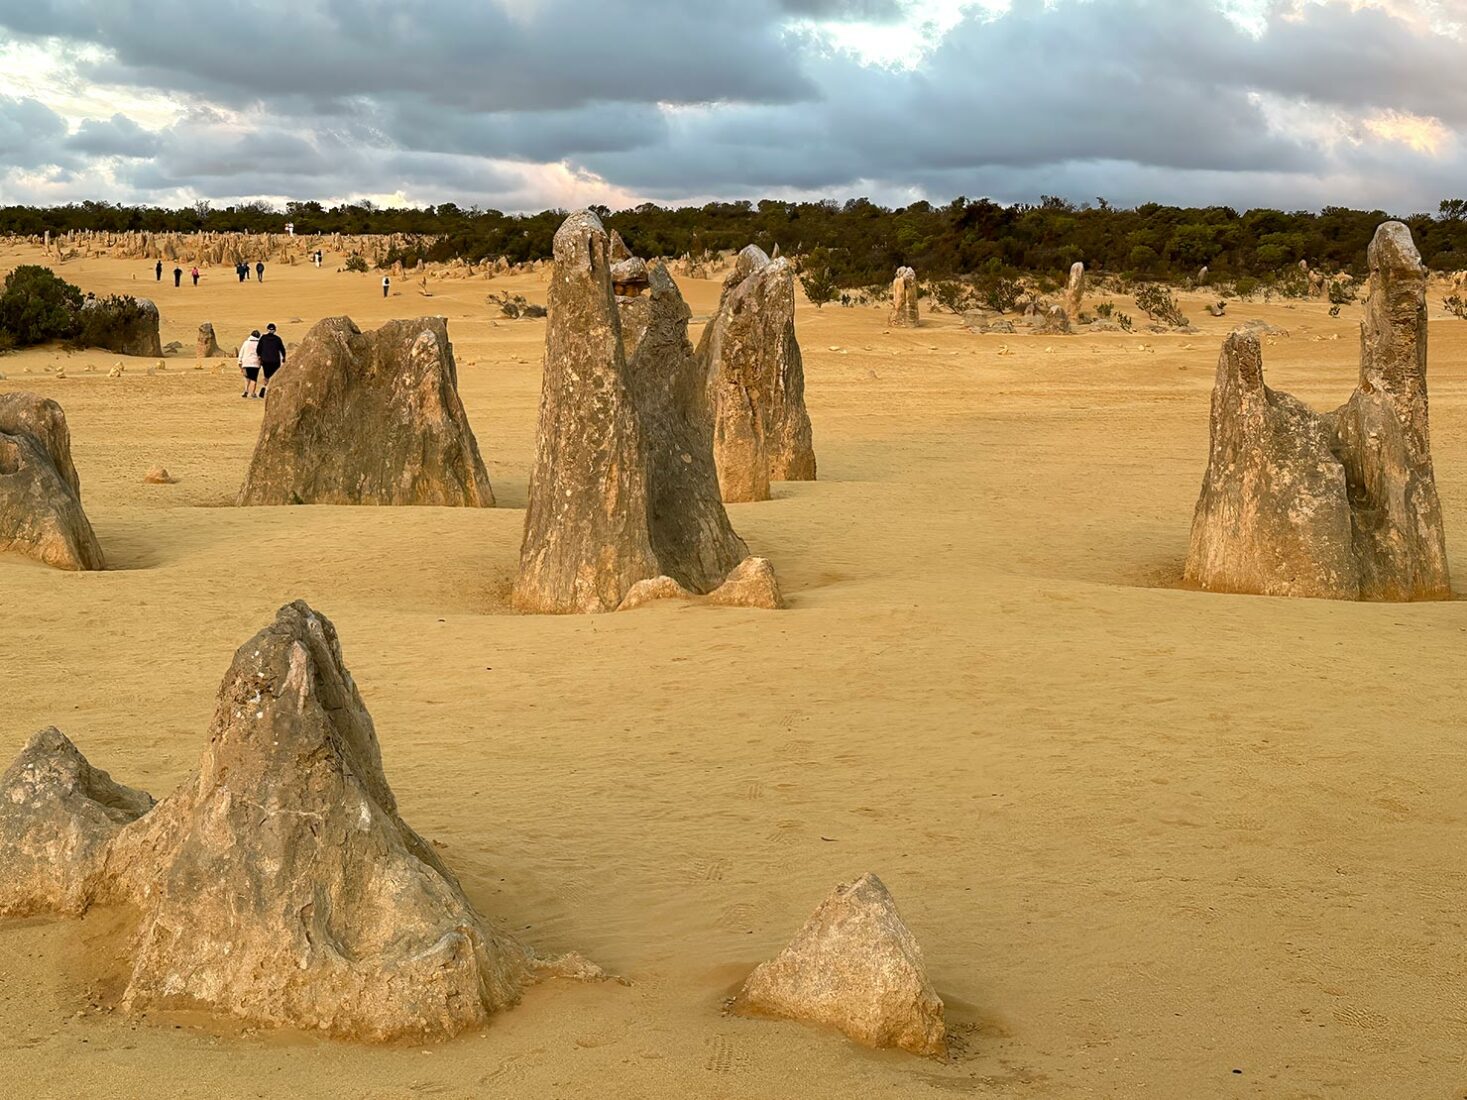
[
  {"left": 617, "top": 556, "right": 782, "bottom": 611},
  {"left": 98, "top": 602, "right": 531, "bottom": 1040},
  {"left": 697, "top": 245, "right": 816, "bottom": 502},
  {"left": 889, "top": 266, "right": 919, "bottom": 328},
  {"left": 196, "top": 322, "right": 224, "bottom": 359},
  {"left": 1185, "top": 222, "right": 1450, "bottom": 601},
  {"left": 732, "top": 873, "right": 945, "bottom": 1055},
  {"left": 237, "top": 316, "right": 494, "bottom": 507},
  {"left": 1064, "top": 262, "right": 1085, "bottom": 319},
  {"left": 0, "top": 393, "right": 105, "bottom": 570},
  {"left": 515, "top": 212, "right": 752, "bottom": 612},
  {"left": 0, "top": 727, "right": 153, "bottom": 916}
]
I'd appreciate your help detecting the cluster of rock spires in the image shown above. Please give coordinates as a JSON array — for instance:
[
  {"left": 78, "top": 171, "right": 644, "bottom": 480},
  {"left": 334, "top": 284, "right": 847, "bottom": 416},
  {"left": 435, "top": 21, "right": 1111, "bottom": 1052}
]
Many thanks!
[
  {"left": 1186, "top": 221, "right": 1450, "bottom": 601},
  {"left": 0, "top": 603, "right": 944, "bottom": 1056},
  {"left": 237, "top": 316, "right": 494, "bottom": 507},
  {"left": 0, "top": 393, "right": 104, "bottom": 570},
  {"left": 696, "top": 243, "right": 818, "bottom": 503},
  {"left": 0, "top": 602, "right": 601, "bottom": 1040},
  {"left": 513, "top": 211, "right": 780, "bottom": 613}
]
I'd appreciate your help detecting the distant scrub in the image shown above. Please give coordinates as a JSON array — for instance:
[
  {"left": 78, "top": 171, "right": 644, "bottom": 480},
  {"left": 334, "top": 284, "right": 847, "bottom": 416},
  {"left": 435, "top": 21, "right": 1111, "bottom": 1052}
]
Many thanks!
[
  {"left": 0, "top": 264, "right": 151, "bottom": 353},
  {"left": 4, "top": 195, "right": 1467, "bottom": 290}
]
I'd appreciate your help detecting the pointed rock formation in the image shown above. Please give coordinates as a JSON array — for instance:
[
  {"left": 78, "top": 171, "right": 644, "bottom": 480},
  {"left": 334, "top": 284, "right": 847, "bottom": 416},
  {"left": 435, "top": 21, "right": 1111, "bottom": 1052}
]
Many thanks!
[
  {"left": 0, "top": 727, "right": 153, "bottom": 916},
  {"left": 0, "top": 393, "right": 105, "bottom": 570},
  {"left": 196, "top": 322, "right": 223, "bottom": 359},
  {"left": 1064, "top": 262, "right": 1085, "bottom": 319},
  {"left": 514, "top": 211, "right": 755, "bottom": 613},
  {"left": 889, "top": 267, "right": 919, "bottom": 328},
  {"left": 0, "top": 603, "right": 604, "bottom": 1041},
  {"left": 1185, "top": 222, "right": 1450, "bottom": 600},
  {"left": 237, "top": 316, "right": 494, "bottom": 507},
  {"left": 732, "top": 873, "right": 946, "bottom": 1056},
  {"left": 697, "top": 245, "right": 817, "bottom": 502}
]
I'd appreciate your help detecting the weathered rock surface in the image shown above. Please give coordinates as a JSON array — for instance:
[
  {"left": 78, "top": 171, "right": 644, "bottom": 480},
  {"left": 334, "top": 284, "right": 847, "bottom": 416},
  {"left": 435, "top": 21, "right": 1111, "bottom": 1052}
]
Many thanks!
[
  {"left": 0, "top": 727, "right": 153, "bottom": 916},
  {"left": 0, "top": 602, "right": 604, "bottom": 1041},
  {"left": 1185, "top": 222, "right": 1450, "bottom": 600},
  {"left": 515, "top": 211, "right": 750, "bottom": 613},
  {"left": 237, "top": 316, "right": 494, "bottom": 507},
  {"left": 617, "top": 556, "right": 782, "bottom": 611},
  {"left": 143, "top": 465, "right": 176, "bottom": 484},
  {"left": 889, "top": 266, "right": 919, "bottom": 328},
  {"left": 1064, "top": 262, "right": 1085, "bottom": 319},
  {"left": 1027, "top": 305, "right": 1071, "bottom": 335},
  {"left": 697, "top": 245, "right": 816, "bottom": 502},
  {"left": 0, "top": 393, "right": 105, "bottom": 570},
  {"left": 732, "top": 873, "right": 946, "bottom": 1056},
  {"left": 196, "top": 322, "right": 224, "bottom": 359}
]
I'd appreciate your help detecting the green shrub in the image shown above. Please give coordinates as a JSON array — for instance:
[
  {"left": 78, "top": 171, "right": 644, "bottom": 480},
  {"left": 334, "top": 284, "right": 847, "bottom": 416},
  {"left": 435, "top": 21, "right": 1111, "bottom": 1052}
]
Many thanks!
[
  {"left": 796, "top": 248, "right": 839, "bottom": 308},
  {"left": 344, "top": 254, "right": 369, "bottom": 273},
  {"left": 1134, "top": 284, "right": 1188, "bottom": 327},
  {"left": 71, "top": 295, "right": 151, "bottom": 351},
  {"left": 0, "top": 265, "right": 82, "bottom": 348}
]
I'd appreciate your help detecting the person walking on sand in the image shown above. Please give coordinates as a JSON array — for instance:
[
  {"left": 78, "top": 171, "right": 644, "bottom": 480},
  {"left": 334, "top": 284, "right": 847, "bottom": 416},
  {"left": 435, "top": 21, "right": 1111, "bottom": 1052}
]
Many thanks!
[
  {"left": 191, "top": 266, "right": 200, "bottom": 286},
  {"left": 256, "top": 323, "right": 286, "bottom": 399},
  {"left": 256, "top": 261, "right": 265, "bottom": 282},
  {"left": 173, "top": 266, "right": 182, "bottom": 287},
  {"left": 238, "top": 329, "right": 262, "bottom": 399},
  {"left": 155, "top": 260, "right": 163, "bottom": 282},
  {"left": 382, "top": 275, "right": 390, "bottom": 298},
  {"left": 237, "top": 262, "right": 247, "bottom": 283}
]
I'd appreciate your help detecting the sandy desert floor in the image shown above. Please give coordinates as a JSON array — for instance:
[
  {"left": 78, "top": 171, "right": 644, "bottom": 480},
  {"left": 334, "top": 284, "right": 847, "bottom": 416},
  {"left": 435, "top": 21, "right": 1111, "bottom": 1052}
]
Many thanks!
[{"left": 1, "top": 244, "right": 1465, "bottom": 1099}]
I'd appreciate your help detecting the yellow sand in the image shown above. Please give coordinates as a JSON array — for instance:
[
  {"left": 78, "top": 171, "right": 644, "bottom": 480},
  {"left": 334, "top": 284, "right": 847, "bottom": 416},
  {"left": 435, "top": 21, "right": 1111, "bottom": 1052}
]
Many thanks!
[{"left": 2, "top": 244, "right": 1465, "bottom": 1099}]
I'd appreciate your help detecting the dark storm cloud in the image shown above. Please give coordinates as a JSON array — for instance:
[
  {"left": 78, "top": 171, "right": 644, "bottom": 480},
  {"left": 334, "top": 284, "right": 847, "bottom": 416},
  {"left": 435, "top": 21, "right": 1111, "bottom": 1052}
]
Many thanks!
[
  {"left": 64, "top": 113, "right": 161, "bottom": 158},
  {"left": 0, "top": 0, "right": 1464, "bottom": 211}
]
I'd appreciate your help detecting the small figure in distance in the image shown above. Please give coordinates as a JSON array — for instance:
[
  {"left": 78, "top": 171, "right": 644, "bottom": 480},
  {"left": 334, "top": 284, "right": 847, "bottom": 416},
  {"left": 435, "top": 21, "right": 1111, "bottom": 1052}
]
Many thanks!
[
  {"left": 155, "top": 259, "right": 163, "bottom": 282},
  {"left": 256, "top": 323, "right": 286, "bottom": 399},
  {"left": 237, "top": 262, "right": 247, "bottom": 284},
  {"left": 191, "top": 265, "right": 200, "bottom": 286},
  {"left": 239, "top": 329, "right": 262, "bottom": 399},
  {"left": 382, "top": 274, "right": 390, "bottom": 298},
  {"left": 256, "top": 260, "right": 265, "bottom": 283},
  {"left": 173, "top": 265, "right": 182, "bottom": 287}
]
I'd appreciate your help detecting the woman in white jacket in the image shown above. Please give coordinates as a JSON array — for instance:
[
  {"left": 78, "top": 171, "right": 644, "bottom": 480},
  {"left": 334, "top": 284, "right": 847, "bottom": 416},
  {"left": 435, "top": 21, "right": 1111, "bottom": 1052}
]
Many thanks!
[{"left": 239, "top": 330, "right": 262, "bottom": 399}]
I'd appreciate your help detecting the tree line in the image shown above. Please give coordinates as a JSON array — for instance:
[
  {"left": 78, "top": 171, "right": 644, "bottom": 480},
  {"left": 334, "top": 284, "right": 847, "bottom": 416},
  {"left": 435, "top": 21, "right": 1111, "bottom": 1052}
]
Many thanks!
[{"left": 3, "top": 196, "right": 1466, "bottom": 287}]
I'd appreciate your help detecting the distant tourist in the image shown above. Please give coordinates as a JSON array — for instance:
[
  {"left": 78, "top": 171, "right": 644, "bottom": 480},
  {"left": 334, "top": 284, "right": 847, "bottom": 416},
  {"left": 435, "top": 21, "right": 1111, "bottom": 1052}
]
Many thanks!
[
  {"left": 256, "top": 323, "right": 286, "bottom": 398},
  {"left": 237, "top": 262, "right": 247, "bottom": 283},
  {"left": 172, "top": 266, "right": 182, "bottom": 287},
  {"left": 238, "top": 330, "right": 262, "bottom": 398},
  {"left": 154, "top": 260, "right": 162, "bottom": 282},
  {"left": 314, "top": 249, "right": 323, "bottom": 268},
  {"left": 256, "top": 261, "right": 265, "bottom": 282},
  {"left": 382, "top": 275, "right": 390, "bottom": 298},
  {"left": 190, "top": 266, "right": 200, "bottom": 286}
]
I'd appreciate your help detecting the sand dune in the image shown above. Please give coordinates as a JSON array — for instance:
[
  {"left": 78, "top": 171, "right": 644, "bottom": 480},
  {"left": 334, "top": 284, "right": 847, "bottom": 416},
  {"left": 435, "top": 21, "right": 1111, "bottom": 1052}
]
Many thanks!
[{"left": 2, "top": 244, "right": 1465, "bottom": 1098}]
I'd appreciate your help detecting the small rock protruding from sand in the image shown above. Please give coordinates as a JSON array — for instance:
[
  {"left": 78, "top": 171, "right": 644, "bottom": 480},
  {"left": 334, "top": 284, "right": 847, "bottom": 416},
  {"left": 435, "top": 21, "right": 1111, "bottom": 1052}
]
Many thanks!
[
  {"left": 1064, "top": 262, "right": 1085, "bottom": 319},
  {"left": 731, "top": 873, "right": 946, "bottom": 1056},
  {"left": 0, "top": 602, "right": 600, "bottom": 1041},
  {"left": 142, "top": 465, "right": 176, "bottom": 484},
  {"left": 196, "top": 322, "right": 223, "bottom": 359},
  {"left": 1206, "top": 301, "right": 1227, "bottom": 317},
  {"left": 889, "top": 266, "right": 919, "bottom": 328},
  {"left": 0, "top": 393, "right": 105, "bottom": 570},
  {"left": 0, "top": 727, "right": 154, "bottom": 916},
  {"left": 697, "top": 244, "right": 817, "bottom": 502},
  {"left": 515, "top": 211, "right": 752, "bottom": 613},
  {"left": 617, "top": 556, "right": 783, "bottom": 611},
  {"left": 1185, "top": 222, "right": 1449, "bottom": 601},
  {"left": 237, "top": 316, "right": 494, "bottom": 507}
]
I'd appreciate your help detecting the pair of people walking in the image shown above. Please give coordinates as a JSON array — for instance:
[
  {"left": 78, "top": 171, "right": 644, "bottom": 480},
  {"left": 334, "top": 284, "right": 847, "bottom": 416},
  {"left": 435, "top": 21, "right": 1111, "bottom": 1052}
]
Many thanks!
[
  {"left": 235, "top": 261, "right": 266, "bottom": 283},
  {"left": 238, "top": 324, "right": 287, "bottom": 399}
]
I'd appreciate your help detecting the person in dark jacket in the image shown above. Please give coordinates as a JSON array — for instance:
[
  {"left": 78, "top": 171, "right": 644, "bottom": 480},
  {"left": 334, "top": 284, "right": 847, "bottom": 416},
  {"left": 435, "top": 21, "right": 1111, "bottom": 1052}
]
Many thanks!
[
  {"left": 237, "top": 262, "right": 247, "bottom": 283},
  {"left": 256, "top": 261, "right": 265, "bottom": 282},
  {"left": 255, "top": 323, "right": 286, "bottom": 398},
  {"left": 155, "top": 260, "right": 163, "bottom": 281},
  {"left": 172, "top": 266, "right": 182, "bottom": 287}
]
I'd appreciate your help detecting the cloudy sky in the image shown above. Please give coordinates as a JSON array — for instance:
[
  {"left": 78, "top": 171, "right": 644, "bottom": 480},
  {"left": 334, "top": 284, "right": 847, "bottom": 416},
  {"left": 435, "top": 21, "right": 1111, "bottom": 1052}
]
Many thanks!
[{"left": 0, "top": 0, "right": 1463, "bottom": 213}]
